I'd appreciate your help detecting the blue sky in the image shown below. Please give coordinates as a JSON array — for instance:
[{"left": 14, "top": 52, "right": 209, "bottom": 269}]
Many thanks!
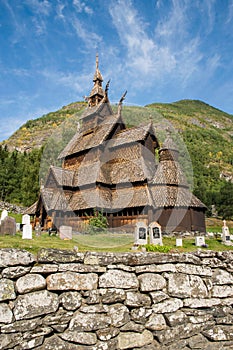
[{"left": 1, "top": 0, "right": 233, "bottom": 141}]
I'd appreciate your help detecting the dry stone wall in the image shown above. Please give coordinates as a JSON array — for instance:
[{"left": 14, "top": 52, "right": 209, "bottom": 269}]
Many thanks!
[{"left": 0, "top": 248, "right": 233, "bottom": 349}]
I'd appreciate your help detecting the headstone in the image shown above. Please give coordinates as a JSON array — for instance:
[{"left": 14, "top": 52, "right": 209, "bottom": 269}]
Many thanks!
[
  {"left": 149, "top": 222, "right": 163, "bottom": 245},
  {"left": 134, "top": 222, "right": 148, "bottom": 245},
  {"left": 0, "top": 209, "right": 8, "bottom": 224},
  {"left": 59, "top": 225, "right": 72, "bottom": 240},
  {"left": 35, "top": 224, "right": 41, "bottom": 236},
  {"left": 222, "top": 220, "right": 231, "bottom": 245},
  {"left": 22, "top": 224, "right": 32, "bottom": 239},
  {"left": 22, "top": 214, "right": 30, "bottom": 225},
  {"left": 195, "top": 236, "right": 205, "bottom": 247},
  {"left": 176, "top": 238, "right": 183, "bottom": 247},
  {"left": 0, "top": 216, "right": 16, "bottom": 235},
  {"left": 16, "top": 223, "right": 21, "bottom": 232}
]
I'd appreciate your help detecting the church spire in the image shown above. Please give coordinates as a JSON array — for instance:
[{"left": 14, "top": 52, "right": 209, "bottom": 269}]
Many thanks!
[{"left": 88, "top": 54, "right": 104, "bottom": 107}]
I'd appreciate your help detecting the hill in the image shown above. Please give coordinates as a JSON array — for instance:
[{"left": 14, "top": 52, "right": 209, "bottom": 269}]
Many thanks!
[{"left": 0, "top": 99, "right": 233, "bottom": 218}]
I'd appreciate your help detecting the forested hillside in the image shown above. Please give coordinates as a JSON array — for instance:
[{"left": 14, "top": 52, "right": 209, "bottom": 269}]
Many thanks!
[{"left": 0, "top": 99, "right": 233, "bottom": 218}]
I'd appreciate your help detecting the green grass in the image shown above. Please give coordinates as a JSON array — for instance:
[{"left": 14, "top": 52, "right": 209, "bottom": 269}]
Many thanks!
[{"left": 1, "top": 231, "right": 233, "bottom": 254}]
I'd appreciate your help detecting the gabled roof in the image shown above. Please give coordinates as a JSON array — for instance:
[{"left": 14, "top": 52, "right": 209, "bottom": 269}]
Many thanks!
[
  {"left": 79, "top": 99, "right": 113, "bottom": 120},
  {"left": 149, "top": 185, "right": 206, "bottom": 208},
  {"left": 151, "top": 160, "right": 189, "bottom": 187},
  {"left": 108, "top": 122, "right": 158, "bottom": 149},
  {"left": 45, "top": 166, "right": 74, "bottom": 187},
  {"left": 58, "top": 113, "right": 121, "bottom": 159}
]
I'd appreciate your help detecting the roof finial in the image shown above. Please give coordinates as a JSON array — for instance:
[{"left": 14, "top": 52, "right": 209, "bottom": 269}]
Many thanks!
[
  {"left": 118, "top": 90, "right": 127, "bottom": 115},
  {"left": 96, "top": 53, "right": 99, "bottom": 70}
]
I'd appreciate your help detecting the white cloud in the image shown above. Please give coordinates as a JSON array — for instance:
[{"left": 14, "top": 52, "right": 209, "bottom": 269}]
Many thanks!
[
  {"left": 71, "top": 17, "right": 102, "bottom": 49},
  {"left": 24, "top": 0, "right": 51, "bottom": 16},
  {"left": 109, "top": 0, "right": 219, "bottom": 91},
  {"left": 73, "top": 0, "right": 93, "bottom": 15}
]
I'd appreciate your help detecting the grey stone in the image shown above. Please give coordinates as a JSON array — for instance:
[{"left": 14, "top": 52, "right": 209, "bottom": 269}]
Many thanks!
[
  {"left": 138, "top": 273, "right": 166, "bottom": 291},
  {"left": 30, "top": 264, "right": 58, "bottom": 274},
  {"left": 59, "top": 291, "right": 82, "bottom": 310},
  {"left": 145, "top": 313, "right": 167, "bottom": 330},
  {"left": 36, "top": 334, "right": 84, "bottom": 349},
  {"left": 96, "top": 327, "right": 120, "bottom": 341},
  {"left": 42, "top": 308, "right": 73, "bottom": 325},
  {"left": 0, "top": 302, "right": 13, "bottom": 324},
  {"left": 69, "top": 311, "right": 111, "bottom": 331},
  {"left": 0, "top": 278, "right": 16, "bottom": 301},
  {"left": 14, "top": 336, "right": 44, "bottom": 349},
  {"left": 168, "top": 273, "right": 208, "bottom": 298},
  {"left": 153, "top": 298, "right": 183, "bottom": 313},
  {"left": 60, "top": 330, "right": 97, "bottom": 345},
  {"left": 118, "top": 330, "right": 154, "bottom": 349},
  {"left": 212, "top": 285, "right": 233, "bottom": 298},
  {"left": 183, "top": 298, "right": 221, "bottom": 308},
  {"left": 120, "top": 321, "right": 145, "bottom": 332},
  {"left": 0, "top": 249, "right": 35, "bottom": 267},
  {"left": 46, "top": 272, "right": 98, "bottom": 290},
  {"left": 131, "top": 307, "right": 152, "bottom": 323},
  {"left": 83, "top": 289, "right": 101, "bottom": 304},
  {"left": 38, "top": 249, "right": 84, "bottom": 263},
  {"left": 16, "top": 273, "right": 46, "bottom": 294},
  {"left": 150, "top": 291, "right": 169, "bottom": 304},
  {"left": 59, "top": 263, "right": 106, "bottom": 273},
  {"left": 2, "top": 266, "right": 31, "bottom": 279},
  {"left": 108, "top": 304, "right": 130, "bottom": 327},
  {"left": 125, "top": 291, "right": 151, "bottom": 307},
  {"left": 79, "top": 304, "right": 108, "bottom": 313},
  {"left": 0, "top": 333, "right": 22, "bottom": 350},
  {"left": 165, "top": 310, "right": 188, "bottom": 327},
  {"left": 203, "top": 325, "right": 233, "bottom": 341},
  {"left": 212, "top": 269, "right": 233, "bottom": 284},
  {"left": 155, "top": 322, "right": 213, "bottom": 345},
  {"left": 99, "top": 270, "right": 138, "bottom": 289},
  {"left": 176, "top": 263, "right": 212, "bottom": 276},
  {"left": 1, "top": 317, "right": 42, "bottom": 333},
  {"left": 135, "top": 263, "right": 176, "bottom": 274},
  {"left": 188, "top": 334, "right": 209, "bottom": 349},
  {"left": 13, "top": 290, "right": 59, "bottom": 320},
  {"left": 99, "top": 288, "right": 126, "bottom": 304}
]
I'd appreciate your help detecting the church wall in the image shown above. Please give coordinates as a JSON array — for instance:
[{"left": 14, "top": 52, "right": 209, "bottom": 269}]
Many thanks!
[{"left": 1, "top": 248, "right": 233, "bottom": 349}]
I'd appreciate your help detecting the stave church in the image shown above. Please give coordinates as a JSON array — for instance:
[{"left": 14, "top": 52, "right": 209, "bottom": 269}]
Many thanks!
[{"left": 28, "top": 56, "right": 206, "bottom": 233}]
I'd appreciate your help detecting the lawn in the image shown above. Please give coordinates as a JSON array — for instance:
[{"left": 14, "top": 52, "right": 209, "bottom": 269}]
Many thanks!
[{"left": 1, "top": 231, "right": 233, "bottom": 255}]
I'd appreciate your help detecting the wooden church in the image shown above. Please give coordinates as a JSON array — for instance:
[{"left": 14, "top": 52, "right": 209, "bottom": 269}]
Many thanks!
[{"left": 31, "top": 56, "right": 206, "bottom": 233}]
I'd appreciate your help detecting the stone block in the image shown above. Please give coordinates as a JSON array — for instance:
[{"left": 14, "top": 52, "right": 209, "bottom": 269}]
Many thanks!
[
  {"left": 13, "top": 290, "right": 59, "bottom": 320},
  {"left": 99, "top": 269, "right": 138, "bottom": 289},
  {"left": 16, "top": 273, "right": 46, "bottom": 294},
  {"left": 138, "top": 273, "right": 166, "bottom": 292},
  {"left": 118, "top": 329, "right": 154, "bottom": 349},
  {"left": 0, "top": 278, "right": 16, "bottom": 301},
  {"left": 152, "top": 298, "right": 183, "bottom": 313},
  {"left": 0, "top": 303, "right": 13, "bottom": 324},
  {"left": 46, "top": 272, "right": 98, "bottom": 291}
]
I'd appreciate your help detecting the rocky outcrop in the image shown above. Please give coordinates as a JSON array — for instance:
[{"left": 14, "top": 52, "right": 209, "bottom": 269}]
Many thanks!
[{"left": 0, "top": 249, "right": 233, "bottom": 349}]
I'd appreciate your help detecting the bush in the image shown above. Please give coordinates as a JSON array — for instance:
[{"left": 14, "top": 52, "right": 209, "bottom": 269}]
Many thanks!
[
  {"left": 87, "top": 210, "right": 108, "bottom": 234},
  {"left": 143, "top": 244, "right": 172, "bottom": 253}
]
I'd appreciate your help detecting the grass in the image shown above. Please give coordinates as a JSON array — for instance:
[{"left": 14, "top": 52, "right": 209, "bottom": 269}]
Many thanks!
[{"left": 1, "top": 230, "right": 233, "bottom": 255}]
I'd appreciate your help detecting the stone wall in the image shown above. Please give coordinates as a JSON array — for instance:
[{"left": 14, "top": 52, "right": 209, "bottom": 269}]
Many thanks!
[{"left": 0, "top": 248, "right": 233, "bottom": 350}]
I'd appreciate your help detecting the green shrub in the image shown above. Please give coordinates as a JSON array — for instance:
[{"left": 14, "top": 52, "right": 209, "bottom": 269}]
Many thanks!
[{"left": 143, "top": 244, "right": 172, "bottom": 253}]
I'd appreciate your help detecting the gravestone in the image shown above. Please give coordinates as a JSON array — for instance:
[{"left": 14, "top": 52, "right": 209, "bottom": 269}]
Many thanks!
[
  {"left": 0, "top": 216, "right": 16, "bottom": 235},
  {"left": 22, "top": 214, "right": 30, "bottom": 225},
  {"left": 22, "top": 224, "right": 32, "bottom": 239},
  {"left": 35, "top": 224, "right": 41, "bottom": 236},
  {"left": 0, "top": 209, "right": 8, "bottom": 224},
  {"left": 134, "top": 222, "right": 148, "bottom": 245},
  {"left": 195, "top": 236, "right": 206, "bottom": 247},
  {"left": 222, "top": 220, "right": 231, "bottom": 245},
  {"left": 148, "top": 222, "right": 163, "bottom": 245},
  {"left": 59, "top": 225, "right": 72, "bottom": 240},
  {"left": 176, "top": 238, "right": 183, "bottom": 247},
  {"left": 16, "top": 223, "right": 21, "bottom": 232}
]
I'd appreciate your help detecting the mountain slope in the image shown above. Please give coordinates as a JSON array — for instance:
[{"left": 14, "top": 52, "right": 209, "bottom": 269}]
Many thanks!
[{"left": 1, "top": 99, "right": 233, "bottom": 215}]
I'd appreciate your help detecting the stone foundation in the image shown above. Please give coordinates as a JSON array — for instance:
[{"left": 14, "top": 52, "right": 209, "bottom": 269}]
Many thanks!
[{"left": 0, "top": 248, "right": 233, "bottom": 349}]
